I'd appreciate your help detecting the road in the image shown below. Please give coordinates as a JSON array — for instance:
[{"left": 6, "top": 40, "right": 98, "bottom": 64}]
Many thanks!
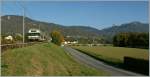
[{"left": 64, "top": 46, "right": 144, "bottom": 76}]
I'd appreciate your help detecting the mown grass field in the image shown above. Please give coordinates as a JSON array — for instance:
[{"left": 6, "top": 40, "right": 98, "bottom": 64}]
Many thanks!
[
  {"left": 72, "top": 46, "right": 149, "bottom": 63},
  {"left": 1, "top": 43, "right": 108, "bottom": 76}
]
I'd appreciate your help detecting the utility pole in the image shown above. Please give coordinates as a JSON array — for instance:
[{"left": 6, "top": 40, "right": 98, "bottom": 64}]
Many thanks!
[
  {"left": 0, "top": 0, "right": 2, "bottom": 46},
  {"left": 15, "top": 1, "right": 25, "bottom": 43},
  {"left": 23, "top": 7, "right": 25, "bottom": 43}
]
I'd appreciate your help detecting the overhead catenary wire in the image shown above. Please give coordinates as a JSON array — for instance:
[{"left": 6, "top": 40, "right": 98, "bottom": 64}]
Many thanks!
[
  {"left": 12, "top": 1, "right": 26, "bottom": 43},
  {"left": 15, "top": 1, "right": 35, "bottom": 43},
  {"left": 16, "top": 1, "right": 41, "bottom": 31},
  {"left": 3, "top": 1, "right": 42, "bottom": 43}
]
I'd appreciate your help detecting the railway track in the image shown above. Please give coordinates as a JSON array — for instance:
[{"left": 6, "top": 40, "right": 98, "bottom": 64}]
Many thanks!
[{"left": 1, "top": 42, "right": 45, "bottom": 52}]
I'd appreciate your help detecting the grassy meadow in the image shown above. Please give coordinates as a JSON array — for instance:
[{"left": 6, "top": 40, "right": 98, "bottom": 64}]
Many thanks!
[
  {"left": 72, "top": 46, "right": 149, "bottom": 63},
  {"left": 1, "top": 43, "right": 108, "bottom": 76}
]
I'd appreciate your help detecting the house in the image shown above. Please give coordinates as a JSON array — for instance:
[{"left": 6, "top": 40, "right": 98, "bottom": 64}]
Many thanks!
[{"left": 63, "top": 41, "right": 78, "bottom": 45}]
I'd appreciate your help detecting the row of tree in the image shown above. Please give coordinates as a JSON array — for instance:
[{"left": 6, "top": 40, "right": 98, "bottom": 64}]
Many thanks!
[
  {"left": 64, "top": 37, "right": 105, "bottom": 44},
  {"left": 2, "top": 29, "right": 103, "bottom": 46},
  {"left": 50, "top": 30, "right": 106, "bottom": 46},
  {"left": 113, "top": 32, "right": 149, "bottom": 49}
]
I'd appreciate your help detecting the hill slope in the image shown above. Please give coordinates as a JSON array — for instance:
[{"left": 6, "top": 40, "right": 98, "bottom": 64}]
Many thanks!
[
  {"left": 99, "top": 22, "right": 149, "bottom": 42},
  {"left": 1, "top": 15, "right": 149, "bottom": 42},
  {"left": 100, "top": 22, "right": 149, "bottom": 36},
  {"left": 1, "top": 15, "right": 100, "bottom": 38}
]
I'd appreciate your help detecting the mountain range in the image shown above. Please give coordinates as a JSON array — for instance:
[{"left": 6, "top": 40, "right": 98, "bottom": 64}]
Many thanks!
[{"left": 1, "top": 15, "right": 149, "bottom": 42}]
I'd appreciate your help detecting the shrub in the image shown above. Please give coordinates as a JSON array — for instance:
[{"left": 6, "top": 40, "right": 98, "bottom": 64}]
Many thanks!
[{"left": 50, "top": 30, "right": 64, "bottom": 46}]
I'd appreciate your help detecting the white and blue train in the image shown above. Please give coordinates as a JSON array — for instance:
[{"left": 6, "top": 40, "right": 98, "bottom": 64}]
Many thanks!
[{"left": 27, "top": 29, "right": 45, "bottom": 41}]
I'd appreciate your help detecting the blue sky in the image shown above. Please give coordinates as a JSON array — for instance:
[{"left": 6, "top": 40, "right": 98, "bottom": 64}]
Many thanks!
[{"left": 2, "top": 1, "right": 149, "bottom": 30}]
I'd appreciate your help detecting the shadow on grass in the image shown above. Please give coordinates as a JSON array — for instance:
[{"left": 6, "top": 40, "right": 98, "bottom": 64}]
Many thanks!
[
  {"left": 124, "top": 57, "right": 149, "bottom": 75},
  {"left": 75, "top": 49, "right": 149, "bottom": 75}
]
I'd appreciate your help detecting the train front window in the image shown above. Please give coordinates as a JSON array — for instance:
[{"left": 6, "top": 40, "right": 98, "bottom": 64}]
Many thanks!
[{"left": 28, "top": 33, "right": 40, "bottom": 36}]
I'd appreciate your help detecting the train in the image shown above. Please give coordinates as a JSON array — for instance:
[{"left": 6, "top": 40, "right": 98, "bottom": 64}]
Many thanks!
[{"left": 27, "top": 29, "right": 45, "bottom": 41}]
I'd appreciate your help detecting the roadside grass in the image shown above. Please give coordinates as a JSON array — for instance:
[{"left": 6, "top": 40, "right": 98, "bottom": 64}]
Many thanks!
[{"left": 1, "top": 43, "right": 109, "bottom": 76}]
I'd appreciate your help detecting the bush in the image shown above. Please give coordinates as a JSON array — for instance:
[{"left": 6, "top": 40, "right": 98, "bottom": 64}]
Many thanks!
[
  {"left": 14, "top": 33, "right": 23, "bottom": 42},
  {"left": 50, "top": 30, "right": 64, "bottom": 46}
]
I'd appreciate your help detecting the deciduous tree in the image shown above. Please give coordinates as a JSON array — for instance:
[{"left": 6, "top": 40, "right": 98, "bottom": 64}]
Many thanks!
[{"left": 50, "top": 30, "right": 64, "bottom": 46}]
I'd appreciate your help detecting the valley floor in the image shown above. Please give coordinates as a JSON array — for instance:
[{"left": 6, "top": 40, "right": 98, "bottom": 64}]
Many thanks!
[{"left": 72, "top": 46, "right": 149, "bottom": 75}]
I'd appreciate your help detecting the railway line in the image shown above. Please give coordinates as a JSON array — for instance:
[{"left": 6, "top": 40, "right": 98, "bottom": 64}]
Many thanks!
[{"left": 1, "top": 42, "right": 46, "bottom": 52}]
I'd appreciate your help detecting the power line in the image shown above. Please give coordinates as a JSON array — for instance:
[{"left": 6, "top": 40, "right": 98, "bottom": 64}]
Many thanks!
[
  {"left": 16, "top": 1, "right": 42, "bottom": 43},
  {"left": 14, "top": 1, "right": 26, "bottom": 43}
]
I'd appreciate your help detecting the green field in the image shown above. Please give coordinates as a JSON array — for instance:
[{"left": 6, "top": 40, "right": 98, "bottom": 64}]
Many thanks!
[
  {"left": 1, "top": 43, "right": 108, "bottom": 76},
  {"left": 72, "top": 46, "right": 149, "bottom": 63}
]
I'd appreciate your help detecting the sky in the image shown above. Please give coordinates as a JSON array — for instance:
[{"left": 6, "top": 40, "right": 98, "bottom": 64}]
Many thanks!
[{"left": 1, "top": 1, "right": 149, "bottom": 30}]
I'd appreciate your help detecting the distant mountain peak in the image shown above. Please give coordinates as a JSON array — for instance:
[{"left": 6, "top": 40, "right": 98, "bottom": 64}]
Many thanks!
[{"left": 130, "top": 21, "right": 142, "bottom": 24}]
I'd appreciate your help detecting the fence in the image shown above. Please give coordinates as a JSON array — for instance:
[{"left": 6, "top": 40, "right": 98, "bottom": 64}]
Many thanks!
[{"left": 1, "top": 42, "right": 44, "bottom": 52}]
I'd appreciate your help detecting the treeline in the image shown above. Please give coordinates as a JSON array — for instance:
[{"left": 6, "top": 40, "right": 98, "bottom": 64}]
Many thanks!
[
  {"left": 64, "top": 36, "right": 105, "bottom": 44},
  {"left": 113, "top": 32, "right": 149, "bottom": 49}
]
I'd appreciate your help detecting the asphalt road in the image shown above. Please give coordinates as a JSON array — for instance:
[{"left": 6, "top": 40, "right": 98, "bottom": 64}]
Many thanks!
[{"left": 64, "top": 46, "right": 144, "bottom": 76}]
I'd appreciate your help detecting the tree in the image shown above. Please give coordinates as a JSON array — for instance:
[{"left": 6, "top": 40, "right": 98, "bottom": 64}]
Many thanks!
[
  {"left": 50, "top": 30, "right": 64, "bottom": 46},
  {"left": 113, "top": 35, "right": 118, "bottom": 46},
  {"left": 14, "top": 33, "right": 23, "bottom": 42},
  {"left": 113, "top": 32, "right": 149, "bottom": 49}
]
